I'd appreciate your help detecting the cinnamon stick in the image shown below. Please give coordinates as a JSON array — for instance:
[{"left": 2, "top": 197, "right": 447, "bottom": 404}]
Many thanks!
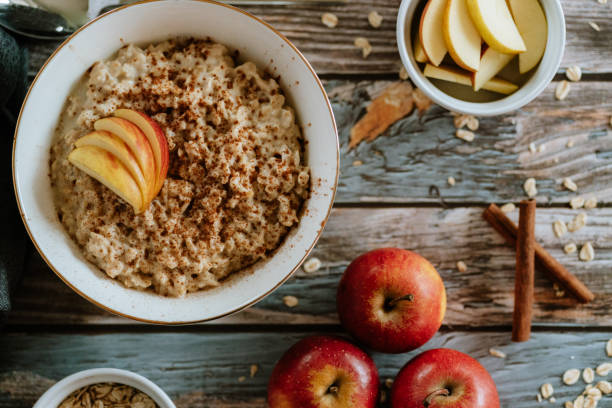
[
  {"left": 513, "top": 200, "right": 536, "bottom": 342},
  {"left": 483, "top": 203, "right": 595, "bottom": 303}
]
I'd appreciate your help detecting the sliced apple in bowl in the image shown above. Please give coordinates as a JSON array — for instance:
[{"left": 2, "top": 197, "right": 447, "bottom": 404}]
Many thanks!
[
  {"left": 419, "top": 0, "right": 448, "bottom": 66},
  {"left": 74, "top": 130, "right": 149, "bottom": 205},
  {"left": 466, "top": 0, "right": 526, "bottom": 54},
  {"left": 472, "top": 46, "right": 515, "bottom": 91},
  {"left": 113, "top": 109, "right": 169, "bottom": 196},
  {"left": 443, "top": 0, "right": 482, "bottom": 72},
  {"left": 507, "top": 0, "right": 548, "bottom": 73},
  {"left": 68, "top": 145, "right": 144, "bottom": 213},
  {"left": 424, "top": 63, "right": 518, "bottom": 95},
  {"left": 93, "top": 117, "right": 157, "bottom": 201}
]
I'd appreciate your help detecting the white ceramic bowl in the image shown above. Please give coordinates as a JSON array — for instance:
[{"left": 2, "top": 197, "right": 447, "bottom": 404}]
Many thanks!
[
  {"left": 32, "top": 368, "right": 175, "bottom": 408},
  {"left": 396, "top": 0, "right": 565, "bottom": 116},
  {"left": 13, "top": 0, "right": 338, "bottom": 323}
]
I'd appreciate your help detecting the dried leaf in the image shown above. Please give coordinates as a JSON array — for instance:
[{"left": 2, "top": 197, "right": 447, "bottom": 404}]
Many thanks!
[{"left": 349, "top": 82, "right": 414, "bottom": 148}]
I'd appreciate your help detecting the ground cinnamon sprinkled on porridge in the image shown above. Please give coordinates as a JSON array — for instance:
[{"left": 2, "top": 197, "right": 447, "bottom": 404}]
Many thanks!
[{"left": 50, "top": 38, "right": 310, "bottom": 297}]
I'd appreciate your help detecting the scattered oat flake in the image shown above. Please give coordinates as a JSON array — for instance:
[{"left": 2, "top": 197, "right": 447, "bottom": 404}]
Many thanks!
[
  {"left": 537, "top": 393, "right": 543, "bottom": 402},
  {"left": 596, "top": 362, "right": 612, "bottom": 376},
  {"left": 537, "top": 144, "right": 546, "bottom": 153},
  {"left": 580, "top": 242, "right": 595, "bottom": 262},
  {"left": 598, "top": 0, "right": 608, "bottom": 4},
  {"left": 447, "top": 176, "right": 456, "bottom": 186},
  {"left": 583, "top": 396, "right": 596, "bottom": 408},
  {"left": 588, "top": 21, "right": 601, "bottom": 31},
  {"left": 500, "top": 203, "right": 515, "bottom": 213},
  {"left": 564, "top": 369, "right": 581, "bottom": 385},
  {"left": 303, "top": 257, "right": 322, "bottom": 273},
  {"left": 586, "top": 387, "right": 601, "bottom": 399},
  {"left": 597, "top": 380, "right": 612, "bottom": 395},
  {"left": 385, "top": 378, "right": 394, "bottom": 389},
  {"left": 466, "top": 116, "right": 479, "bottom": 131},
  {"left": 250, "top": 364, "right": 259, "bottom": 378},
  {"left": 454, "top": 114, "right": 471, "bottom": 129},
  {"left": 489, "top": 348, "right": 506, "bottom": 358},
  {"left": 321, "top": 13, "right": 338, "bottom": 28},
  {"left": 550, "top": 397, "right": 557, "bottom": 403},
  {"left": 456, "top": 261, "right": 467, "bottom": 273},
  {"left": 556, "top": 80, "right": 571, "bottom": 100},
  {"left": 353, "top": 160, "right": 363, "bottom": 167},
  {"left": 354, "top": 37, "right": 372, "bottom": 58},
  {"left": 566, "top": 66, "right": 582, "bottom": 82},
  {"left": 368, "top": 11, "right": 383, "bottom": 28},
  {"left": 583, "top": 367, "right": 595, "bottom": 383},
  {"left": 570, "top": 197, "right": 585, "bottom": 209},
  {"left": 529, "top": 142, "right": 536, "bottom": 153},
  {"left": 574, "top": 395, "right": 585, "bottom": 408},
  {"left": 606, "top": 339, "right": 612, "bottom": 357},
  {"left": 568, "top": 212, "right": 587, "bottom": 232},
  {"left": 456, "top": 129, "right": 475, "bottom": 142},
  {"left": 238, "top": 376, "right": 246, "bottom": 383},
  {"left": 567, "top": 140, "right": 575, "bottom": 148},
  {"left": 283, "top": 295, "right": 299, "bottom": 307},
  {"left": 541, "top": 383, "right": 554, "bottom": 399},
  {"left": 566, "top": 401, "right": 575, "bottom": 408},
  {"left": 584, "top": 197, "right": 597, "bottom": 209},
  {"left": 563, "top": 177, "right": 578, "bottom": 192},
  {"left": 399, "top": 66, "right": 409, "bottom": 80},
  {"left": 564, "top": 243, "right": 577, "bottom": 254},
  {"left": 553, "top": 220, "right": 568, "bottom": 238},
  {"left": 349, "top": 82, "right": 414, "bottom": 148},
  {"left": 524, "top": 178, "right": 537, "bottom": 198}
]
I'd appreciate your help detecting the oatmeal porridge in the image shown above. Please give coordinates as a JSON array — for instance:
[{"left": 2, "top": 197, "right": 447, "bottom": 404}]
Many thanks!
[{"left": 50, "top": 38, "right": 310, "bottom": 297}]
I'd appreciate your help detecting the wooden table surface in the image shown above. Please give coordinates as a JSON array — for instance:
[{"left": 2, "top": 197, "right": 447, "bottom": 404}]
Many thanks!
[{"left": 2, "top": 0, "right": 611, "bottom": 407}]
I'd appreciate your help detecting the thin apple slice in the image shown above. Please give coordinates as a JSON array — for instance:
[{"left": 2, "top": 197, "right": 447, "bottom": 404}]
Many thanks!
[
  {"left": 424, "top": 63, "right": 519, "bottom": 95},
  {"left": 75, "top": 130, "right": 148, "bottom": 204},
  {"left": 443, "top": 0, "right": 482, "bottom": 72},
  {"left": 113, "top": 109, "right": 169, "bottom": 196},
  {"left": 472, "top": 46, "right": 515, "bottom": 91},
  {"left": 419, "top": 0, "right": 448, "bottom": 66},
  {"left": 507, "top": 0, "right": 548, "bottom": 73},
  {"left": 466, "top": 0, "right": 526, "bottom": 54},
  {"left": 413, "top": 32, "right": 429, "bottom": 63},
  {"left": 68, "top": 146, "right": 144, "bottom": 213},
  {"left": 93, "top": 117, "right": 156, "bottom": 201}
]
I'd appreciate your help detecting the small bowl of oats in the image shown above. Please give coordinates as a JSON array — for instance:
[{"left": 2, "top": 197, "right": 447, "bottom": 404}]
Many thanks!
[{"left": 33, "top": 368, "right": 175, "bottom": 408}]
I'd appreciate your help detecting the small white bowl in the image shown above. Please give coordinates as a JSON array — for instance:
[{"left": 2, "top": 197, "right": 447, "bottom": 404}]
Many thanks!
[
  {"left": 32, "top": 368, "right": 175, "bottom": 408},
  {"left": 13, "top": 0, "right": 338, "bottom": 323},
  {"left": 396, "top": 0, "right": 565, "bottom": 116}
]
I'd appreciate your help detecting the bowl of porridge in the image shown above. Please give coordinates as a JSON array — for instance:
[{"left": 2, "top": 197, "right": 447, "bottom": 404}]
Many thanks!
[
  {"left": 32, "top": 368, "right": 175, "bottom": 408},
  {"left": 13, "top": 0, "right": 338, "bottom": 323}
]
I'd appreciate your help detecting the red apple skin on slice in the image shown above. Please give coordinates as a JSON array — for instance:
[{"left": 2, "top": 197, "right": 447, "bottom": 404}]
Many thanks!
[
  {"left": 93, "top": 117, "right": 156, "bottom": 203},
  {"left": 75, "top": 131, "right": 148, "bottom": 205},
  {"left": 113, "top": 109, "right": 169, "bottom": 196},
  {"left": 419, "top": 0, "right": 448, "bottom": 66},
  {"left": 68, "top": 145, "right": 144, "bottom": 213},
  {"left": 443, "top": 0, "right": 482, "bottom": 72},
  {"left": 472, "top": 46, "right": 515, "bottom": 91}
]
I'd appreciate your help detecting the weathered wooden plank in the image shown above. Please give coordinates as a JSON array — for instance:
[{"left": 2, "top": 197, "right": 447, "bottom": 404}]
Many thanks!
[
  {"left": 7, "top": 207, "right": 611, "bottom": 326},
  {"left": 20, "top": 0, "right": 612, "bottom": 76},
  {"left": 0, "top": 330, "right": 610, "bottom": 407},
  {"left": 330, "top": 79, "right": 612, "bottom": 204}
]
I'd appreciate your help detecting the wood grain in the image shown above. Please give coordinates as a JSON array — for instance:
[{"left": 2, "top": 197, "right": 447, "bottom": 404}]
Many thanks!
[
  {"left": 20, "top": 0, "right": 612, "bottom": 76},
  {"left": 330, "top": 79, "right": 612, "bottom": 204},
  {"left": 7, "top": 207, "right": 611, "bottom": 327},
  {"left": 1, "top": 330, "right": 610, "bottom": 407}
]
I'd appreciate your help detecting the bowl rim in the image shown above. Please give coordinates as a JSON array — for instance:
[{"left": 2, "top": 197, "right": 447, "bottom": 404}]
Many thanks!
[
  {"left": 12, "top": 0, "right": 339, "bottom": 324},
  {"left": 32, "top": 368, "right": 176, "bottom": 408},
  {"left": 396, "top": 0, "right": 566, "bottom": 116}
]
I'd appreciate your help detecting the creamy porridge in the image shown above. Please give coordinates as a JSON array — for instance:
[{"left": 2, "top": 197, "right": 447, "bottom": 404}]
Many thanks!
[{"left": 50, "top": 38, "right": 310, "bottom": 297}]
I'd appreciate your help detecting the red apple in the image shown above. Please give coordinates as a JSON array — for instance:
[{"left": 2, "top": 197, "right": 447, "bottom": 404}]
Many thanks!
[
  {"left": 267, "top": 335, "right": 379, "bottom": 408},
  {"left": 391, "top": 348, "right": 500, "bottom": 408},
  {"left": 337, "top": 248, "right": 446, "bottom": 353}
]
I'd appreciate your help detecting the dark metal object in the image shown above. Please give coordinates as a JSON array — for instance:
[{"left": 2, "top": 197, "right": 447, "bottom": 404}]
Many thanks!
[{"left": 0, "top": 2, "right": 75, "bottom": 40}]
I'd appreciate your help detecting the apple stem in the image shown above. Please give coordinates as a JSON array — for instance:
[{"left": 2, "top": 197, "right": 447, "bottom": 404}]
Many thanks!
[
  {"left": 423, "top": 388, "right": 450, "bottom": 407},
  {"left": 386, "top": 294, "right": 414, "bottom": 309},
  {"left": 328, "top": 385, "right": 339, "bottom": 395}
]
